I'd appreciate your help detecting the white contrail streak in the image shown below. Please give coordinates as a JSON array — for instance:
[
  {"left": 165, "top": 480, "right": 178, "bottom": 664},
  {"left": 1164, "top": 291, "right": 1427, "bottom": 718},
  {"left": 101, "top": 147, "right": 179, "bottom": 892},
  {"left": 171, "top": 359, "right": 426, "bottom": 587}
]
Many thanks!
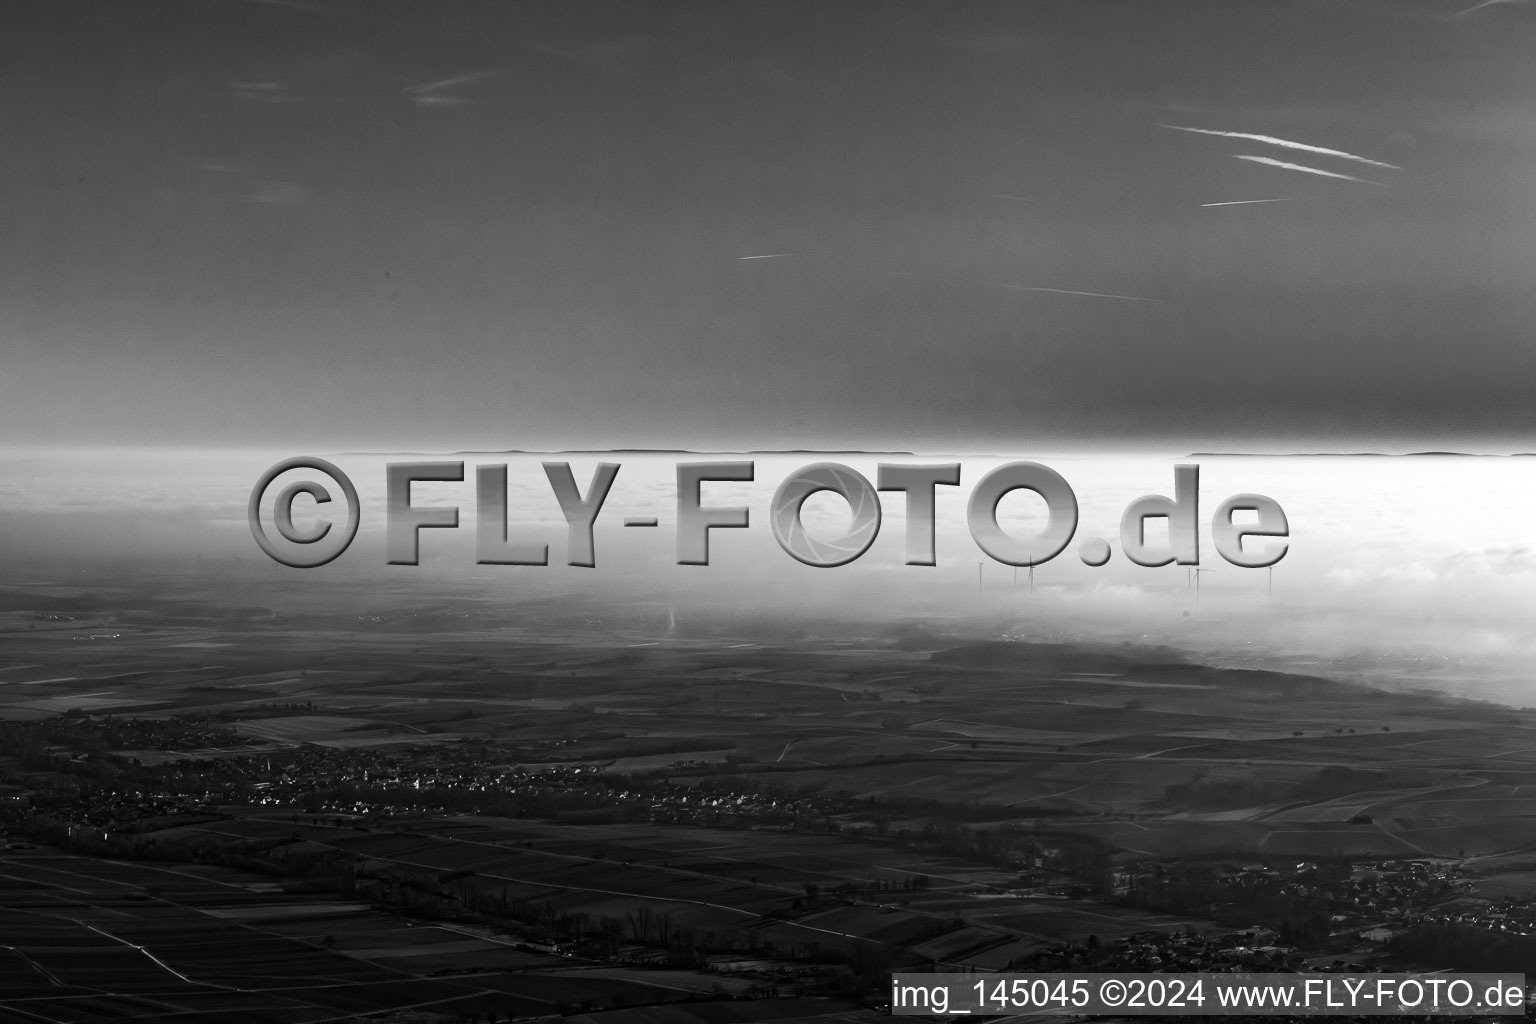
[
  {"left": 1455, "top": 0, "right": 1526, "bottom": 16},
  {"left": 1007, "top": 285, "right": 1162, "bottom": 303},
  {"left": 990, "top": 194, "right": 1030, "bottom": 202},
  {"left": 1200, "top": 197, "right": 1296, "bottom": 207},
  {"left": 1157, "top": 123, "right": 1400, "bottom": 170},
  {"left": 738, "top": 253, "right": 798, "bottom": 260},
  {"left": 1234, "top": 155, "right": 1390, "bottom": 186},
  {"left": 409, "top": 72, "right": 499, "bottom": 96}
]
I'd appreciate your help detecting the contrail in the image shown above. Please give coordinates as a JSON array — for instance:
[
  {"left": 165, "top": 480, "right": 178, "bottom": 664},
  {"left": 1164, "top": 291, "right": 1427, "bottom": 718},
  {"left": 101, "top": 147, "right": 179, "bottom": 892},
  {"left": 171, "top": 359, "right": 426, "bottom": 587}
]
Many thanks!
[
  {"left": 1200, "top": 197, "right": 1296, "bottom": 207},
  {"left": 1234, "top": 155, "right": 1390, "bottom": 186},
  {"left": 1455, "top": 0, "right": 1526, "bottom": 16},
  {"left": 406, "top": 70, "right": 502, "bottom": 107},
  {"left": 1157, "top": 123, "right": 1399, "bottom": 170},
  {"left": 738, "top": 253, "right": 798, "bottom": 260},
  {"left": 1007, "top": 285, "right": 1162, "bottom": 303},
  {"left": 990, "top": 194, "right": 1030, "bottom": 202},
  {"left": 409, "top": 71, "right": 502, "bottom": 97}
]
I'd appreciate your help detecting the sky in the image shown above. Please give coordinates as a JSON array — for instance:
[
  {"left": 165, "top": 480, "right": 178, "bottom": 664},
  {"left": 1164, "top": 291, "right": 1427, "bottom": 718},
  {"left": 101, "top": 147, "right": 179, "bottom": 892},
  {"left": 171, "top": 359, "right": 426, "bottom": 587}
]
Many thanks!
[{"left": 4, "top": 0, "right": 1535, "bottom": 453}]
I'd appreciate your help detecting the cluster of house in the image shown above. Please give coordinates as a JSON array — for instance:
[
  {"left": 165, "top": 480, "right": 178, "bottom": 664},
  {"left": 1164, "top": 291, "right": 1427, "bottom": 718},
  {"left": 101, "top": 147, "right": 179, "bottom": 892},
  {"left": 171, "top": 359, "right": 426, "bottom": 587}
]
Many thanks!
[{"left": 1021, "top": 927, "right": 1312, "bottom": 973}]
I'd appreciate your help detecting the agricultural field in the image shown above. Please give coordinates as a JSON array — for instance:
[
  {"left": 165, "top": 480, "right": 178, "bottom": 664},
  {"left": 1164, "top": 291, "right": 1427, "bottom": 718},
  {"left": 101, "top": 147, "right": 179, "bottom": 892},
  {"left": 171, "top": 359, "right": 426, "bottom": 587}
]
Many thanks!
[
  {"left": 186, "top": 813, "right": 1236, "bottom": 961},
  {"left": 0, "top": 846, "right": 779, "bottom": 1024},
  {"left": 5, "top": 578, "right": 1536, "bottom": 1019},
  {"left": 6, "top": 587, "right": 1536, "bottom": 868}
]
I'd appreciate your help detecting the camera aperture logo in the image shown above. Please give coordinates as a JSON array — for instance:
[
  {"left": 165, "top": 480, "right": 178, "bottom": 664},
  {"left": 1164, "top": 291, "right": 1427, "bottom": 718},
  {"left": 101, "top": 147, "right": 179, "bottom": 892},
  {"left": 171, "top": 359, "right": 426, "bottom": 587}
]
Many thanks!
[{"left": 248, "top": 457, "right": 1289, "bottom": 572}]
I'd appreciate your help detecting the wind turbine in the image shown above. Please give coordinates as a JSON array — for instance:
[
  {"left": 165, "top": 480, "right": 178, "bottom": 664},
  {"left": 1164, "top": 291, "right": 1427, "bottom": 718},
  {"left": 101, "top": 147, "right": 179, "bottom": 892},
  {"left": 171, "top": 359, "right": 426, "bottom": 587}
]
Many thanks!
[{"left": 1192, "top": 567, "right": 1216, "bottom": 606}]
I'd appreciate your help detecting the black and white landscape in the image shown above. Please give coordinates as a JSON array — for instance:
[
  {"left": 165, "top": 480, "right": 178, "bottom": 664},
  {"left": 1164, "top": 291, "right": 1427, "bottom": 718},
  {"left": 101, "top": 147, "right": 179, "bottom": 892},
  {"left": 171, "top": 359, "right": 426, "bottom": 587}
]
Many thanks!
[{"left": 3, "top": 3, "right": 1536, "bottom": 1022}]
